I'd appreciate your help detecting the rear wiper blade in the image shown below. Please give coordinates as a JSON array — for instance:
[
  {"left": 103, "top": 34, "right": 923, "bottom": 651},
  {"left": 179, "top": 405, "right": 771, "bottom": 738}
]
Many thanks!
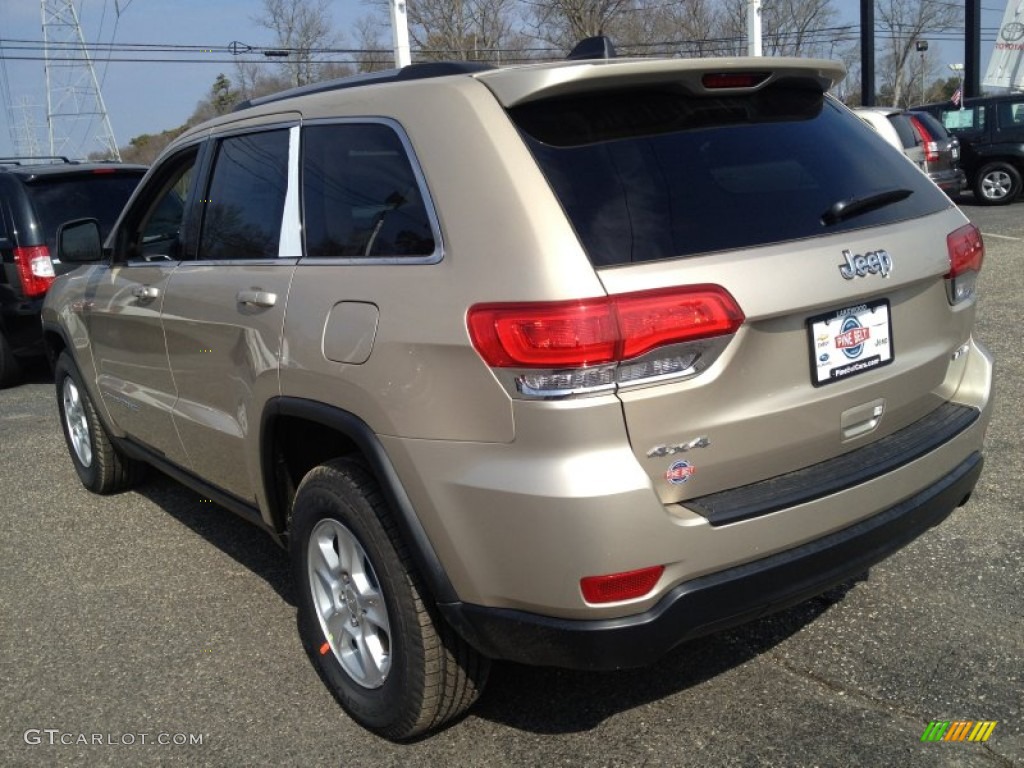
[{"left": 821, "top": 188, "right": 913, "bottom": 226}]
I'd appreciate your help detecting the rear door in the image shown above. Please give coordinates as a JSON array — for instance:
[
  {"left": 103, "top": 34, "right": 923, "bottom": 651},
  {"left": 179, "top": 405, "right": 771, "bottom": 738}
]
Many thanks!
[
  {"left": 161, "top": 124, "right": 297, "bottom": 503},
  {"left": 506, "top": 73, "right": 968, "bottom": 504},
  {"left": 992, "top": 95, "right": 1024, "bottom": 147}
]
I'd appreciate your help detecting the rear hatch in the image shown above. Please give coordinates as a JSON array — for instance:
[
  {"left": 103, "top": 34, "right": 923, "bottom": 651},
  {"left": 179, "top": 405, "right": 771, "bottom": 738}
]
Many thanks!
[
  {"left": 478, "top": 60, "right": 980, "bottom": 506},
  {"left": 907, "top": 110, "right": 960, "bottom": 175},
  {"left": 20, "top": 167, "right": 145, "bottom": 276}
]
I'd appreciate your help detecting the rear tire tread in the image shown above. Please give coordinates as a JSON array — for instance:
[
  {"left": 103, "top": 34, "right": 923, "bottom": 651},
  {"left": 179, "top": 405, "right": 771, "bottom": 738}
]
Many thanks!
[{"left": 294, "top": 459, "right": 488, "bottom": 741}]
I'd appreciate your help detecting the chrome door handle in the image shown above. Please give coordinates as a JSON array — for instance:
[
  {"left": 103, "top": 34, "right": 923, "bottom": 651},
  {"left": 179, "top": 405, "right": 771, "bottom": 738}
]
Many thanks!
[
  {"left": 132, "top": 285, "right": 160, "bottom": 300},
  {"left": 237, "top": 289, "right": 277, "bottom": 308}
]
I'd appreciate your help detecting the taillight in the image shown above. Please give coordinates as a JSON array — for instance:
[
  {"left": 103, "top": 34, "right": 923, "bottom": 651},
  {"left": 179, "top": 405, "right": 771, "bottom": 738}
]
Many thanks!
[
  {"left": 13, "top": 245, "right": 56, "bottom": 298},
  {"left": 468, "top": 286, "right": 744, "bottom": 397},
  {"left": 945, "top": 223, "right": 984, "bottom": 305},
  {"left": 580, "top": 565, "right": 664, "bottom": 604},
  {"left": 909, "top": 115, "right": 939, "bottom": 164}
]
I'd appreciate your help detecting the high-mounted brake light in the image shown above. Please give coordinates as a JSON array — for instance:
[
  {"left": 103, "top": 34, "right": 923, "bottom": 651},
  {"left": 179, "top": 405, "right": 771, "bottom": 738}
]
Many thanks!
[
  {"left": 13, "top": 245, "right": 56, "bottom": 298},
  {"left": 702, "top": 72, "right": 770, "bottom": 90},
  {"left": 945, "top": 223, "right": 984, "bottom": 305},
  {"left": 468, "top": 286, "right": 744, "bottom": 397},
  {"left": 580, "top": 565, "right": 664, "bottom": 604}
]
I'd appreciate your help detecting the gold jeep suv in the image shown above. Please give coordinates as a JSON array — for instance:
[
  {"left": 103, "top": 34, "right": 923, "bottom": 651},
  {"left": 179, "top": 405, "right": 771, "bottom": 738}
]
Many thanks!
[{"left": 42, "top": 44, "right": 993, "bottom": 740}]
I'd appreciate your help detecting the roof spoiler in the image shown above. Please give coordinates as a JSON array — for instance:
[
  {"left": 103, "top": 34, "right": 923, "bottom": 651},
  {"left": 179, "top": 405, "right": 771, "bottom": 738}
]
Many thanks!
[{"left": 567, "top": 36, "right": 617, "bottom": 61}]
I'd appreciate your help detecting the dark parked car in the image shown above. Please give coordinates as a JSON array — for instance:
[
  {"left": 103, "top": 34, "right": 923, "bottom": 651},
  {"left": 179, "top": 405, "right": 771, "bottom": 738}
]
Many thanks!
[
  {"left": 853, "top": 107, "right": 965, "bottom": 196},
  {"left": 914, "top": 93, "right": 1024, "bottom": 205},
  {"left": 0, "top": 157, "right": 145, "bottom": 385}
]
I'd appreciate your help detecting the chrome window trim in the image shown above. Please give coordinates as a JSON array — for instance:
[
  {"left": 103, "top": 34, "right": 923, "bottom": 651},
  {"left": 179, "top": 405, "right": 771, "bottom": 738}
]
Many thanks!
[
  {"left": 296, "top": 116, "right": 444, "bottom": 266},
  {"left": 279, "top": 126, "right": 303, "bottom": 258}
]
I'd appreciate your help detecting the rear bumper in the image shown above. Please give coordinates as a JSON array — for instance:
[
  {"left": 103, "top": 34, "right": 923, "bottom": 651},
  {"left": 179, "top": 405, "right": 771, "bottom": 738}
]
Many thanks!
[
  {"left": 439, "top": 451, "right": 983, "bottom": 670},
  {"left": 930, "top": 168, "right": 966, "bottom": 195}
]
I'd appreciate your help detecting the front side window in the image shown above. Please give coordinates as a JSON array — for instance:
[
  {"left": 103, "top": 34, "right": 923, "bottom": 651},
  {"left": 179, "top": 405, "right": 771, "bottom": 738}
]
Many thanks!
[
  {"left": 996, "top": 99, "right": 1024, "bottom": 129},
  {"left": 198, "top": 130, "right": 289, "bottom": 260},
  {"left": 301, "top": 123, "right": 436, "bottom": 259},
  {"left": 119, "top": 147, "right": 198, "bottom": 262}
]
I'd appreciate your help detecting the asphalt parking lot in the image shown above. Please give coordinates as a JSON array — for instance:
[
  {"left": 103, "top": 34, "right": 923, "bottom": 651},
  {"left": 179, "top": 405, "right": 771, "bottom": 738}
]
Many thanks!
[{"left": 1, "top": 195, "right": 1021, "bottom": 768}]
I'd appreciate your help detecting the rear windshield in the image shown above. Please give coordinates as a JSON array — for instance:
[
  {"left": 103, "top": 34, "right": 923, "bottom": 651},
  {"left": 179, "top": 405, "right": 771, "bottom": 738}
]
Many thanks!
[
  {"left": 510, "top": 84, "right": 949, "bottom": 267},
  {"left": 887, "top": 114, "right": 920, "bottom": 148},
  {"left": 27, "top": 173, "right": 142, "bottom": 252}
]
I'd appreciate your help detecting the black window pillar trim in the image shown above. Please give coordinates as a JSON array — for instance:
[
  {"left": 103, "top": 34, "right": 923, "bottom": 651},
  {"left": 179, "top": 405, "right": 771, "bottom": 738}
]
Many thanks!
[{"left": 260, "top": 396, "right": 459, "bottom": 605}]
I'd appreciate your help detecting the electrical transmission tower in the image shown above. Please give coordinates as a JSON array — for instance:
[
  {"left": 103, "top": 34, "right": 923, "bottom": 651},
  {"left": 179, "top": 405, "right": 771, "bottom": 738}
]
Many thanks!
[{"left": 40, "top": 0, "right": 121, "bottom": 160}]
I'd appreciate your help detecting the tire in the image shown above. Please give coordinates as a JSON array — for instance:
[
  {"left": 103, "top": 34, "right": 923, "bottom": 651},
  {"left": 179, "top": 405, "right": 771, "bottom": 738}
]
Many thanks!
[
  {"left": 0, "top": 330, "right": 23, "bottom": 388},
  {"left": 290, "top": 458, "right": 489, "bottom": 741},
  {"left": 54, "top": 352, "right": 143, "bottom": 494},
  {"left": 973, "top": 161, "right": 1022, "bottom": 205}
]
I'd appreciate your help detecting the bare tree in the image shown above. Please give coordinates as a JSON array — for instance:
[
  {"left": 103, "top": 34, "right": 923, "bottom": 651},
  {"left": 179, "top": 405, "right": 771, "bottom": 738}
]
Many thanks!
[
  {"left": 716, "top": 0, "right": 843, "bottom": 57},
  {"left": 353, "top": 15, "right": 393, "bottom": 72},
  {"left": 366, "top": 0, "right": 529, "bottom": 63},
  {"left": 255, "top": 0, "right": 339, "bottom": 86},
  {"left": 875, "top": 0, "right": 959, "bottom": 107},
  {"left": 526, "top": 0, "right": 639, "bottom": 53}
]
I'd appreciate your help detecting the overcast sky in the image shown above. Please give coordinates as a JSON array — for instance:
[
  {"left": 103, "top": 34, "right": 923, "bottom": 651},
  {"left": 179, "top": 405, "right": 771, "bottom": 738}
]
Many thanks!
[{"left": 0, "top": 0, "right": 1005, "bottom": 160}]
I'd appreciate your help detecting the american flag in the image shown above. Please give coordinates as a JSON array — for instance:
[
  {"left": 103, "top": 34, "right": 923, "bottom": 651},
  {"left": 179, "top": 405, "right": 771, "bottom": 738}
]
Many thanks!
[{"left": 951, "top": 87, "right": 962, "bottom": 106}]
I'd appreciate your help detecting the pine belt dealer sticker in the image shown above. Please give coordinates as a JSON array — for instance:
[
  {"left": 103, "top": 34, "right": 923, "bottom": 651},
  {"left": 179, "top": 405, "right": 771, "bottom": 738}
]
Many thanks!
[
  {"left": 666, "top": 459, "right": 696, "bottom": 485},
  {"left": 807, "top": 299, "right": 894, "bottom": 386}
]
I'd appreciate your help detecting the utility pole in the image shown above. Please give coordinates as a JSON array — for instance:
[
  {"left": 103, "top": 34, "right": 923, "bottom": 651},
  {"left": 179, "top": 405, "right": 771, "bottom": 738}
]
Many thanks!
[
  {"left": 861, "top": 0, "right": 875, "bottom": 106},
  {"left": 40, "top": 0, "right": 121, "bottom": 160},
  {"left": 748, "top": 0, "right": 763, "bottom": 57},
  {"left": 965, "top": 0, "right": 980, "bottom": 97},
  {"left": 391, "top": 0, "right": 411, "bottom": 68}
]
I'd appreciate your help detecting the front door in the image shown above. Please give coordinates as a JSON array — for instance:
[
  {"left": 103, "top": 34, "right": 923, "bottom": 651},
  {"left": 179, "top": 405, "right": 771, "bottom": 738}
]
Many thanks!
[{"left": 85, "top": 145, "right": 201, "bottom": 467}]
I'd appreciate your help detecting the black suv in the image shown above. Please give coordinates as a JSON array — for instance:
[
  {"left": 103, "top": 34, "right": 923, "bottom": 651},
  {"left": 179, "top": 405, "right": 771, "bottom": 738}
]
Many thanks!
[
  {"left": 0, "top": 158, "right": 145, "bottom": 385},
  {"left": 915, "top": 93, "right": 1024, "bottom": 205}
]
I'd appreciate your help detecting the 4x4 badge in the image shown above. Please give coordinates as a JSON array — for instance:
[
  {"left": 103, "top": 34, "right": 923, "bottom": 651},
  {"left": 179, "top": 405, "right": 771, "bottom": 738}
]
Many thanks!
[{"left": 839, "top": 249, "right": 892, "bottom": 279}]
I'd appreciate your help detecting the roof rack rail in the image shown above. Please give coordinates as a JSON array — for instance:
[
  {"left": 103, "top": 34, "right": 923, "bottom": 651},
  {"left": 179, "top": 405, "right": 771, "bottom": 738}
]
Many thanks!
[
  {"left": 0, "top": 155, "right": 74, "bottom": 165},
  {"left": 233, "top": 61, "right": 497, "bottom": 112},
  {"left": 567, "top": 36, "right": 617, "bottom": 61}
]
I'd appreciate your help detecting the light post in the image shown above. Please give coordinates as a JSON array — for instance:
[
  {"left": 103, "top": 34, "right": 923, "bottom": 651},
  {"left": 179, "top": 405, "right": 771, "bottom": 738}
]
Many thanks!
[{"left": 915, "top": 40, "right": 929, "bottom": 105}]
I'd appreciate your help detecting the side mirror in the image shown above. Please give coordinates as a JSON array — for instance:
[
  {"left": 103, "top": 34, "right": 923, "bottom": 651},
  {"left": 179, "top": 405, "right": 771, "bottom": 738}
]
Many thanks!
[{"left": 56, "top": 218, "right": 103, "bottom": 263}]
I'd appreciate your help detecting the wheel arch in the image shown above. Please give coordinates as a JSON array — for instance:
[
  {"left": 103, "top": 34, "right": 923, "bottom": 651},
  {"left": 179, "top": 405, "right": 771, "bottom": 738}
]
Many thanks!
[
  {"left": 41, "top": 321, "right": 70, "bottom": 371},
  {"left": 260, "top": 397, "right": 458, "bottom": 605}
]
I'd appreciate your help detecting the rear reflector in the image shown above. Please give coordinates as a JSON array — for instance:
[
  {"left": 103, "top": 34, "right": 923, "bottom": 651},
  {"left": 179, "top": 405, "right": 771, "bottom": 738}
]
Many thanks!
[
  {"left": 580, "top": 565, "right": 664, "bottom": 604},
  {"left": 468, "top": 286, "right": 744, "bottom": 369},
  {"left": 945, "top": 223, "right": 984, "bottom": 305},
  {"left": 13, "top": 245, "right": 56, "bottom": 298}
]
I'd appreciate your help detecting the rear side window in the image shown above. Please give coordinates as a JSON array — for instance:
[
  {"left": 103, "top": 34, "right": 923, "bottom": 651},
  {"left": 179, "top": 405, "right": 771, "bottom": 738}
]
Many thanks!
[
  {"left": 941, "top": 106, "right": 985, "bottom": 131},
  {"left": 28, "top": 174, "right": 141, "bottom": 253},
  {"left": 198, "top": 130, "right": 289, "bottom": 260},
  {"left": 511, "top": 85, "right": 952, "bottom": 267},
  {"left": 301, "top": 122, "right": 436, "bottom": 259}
]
